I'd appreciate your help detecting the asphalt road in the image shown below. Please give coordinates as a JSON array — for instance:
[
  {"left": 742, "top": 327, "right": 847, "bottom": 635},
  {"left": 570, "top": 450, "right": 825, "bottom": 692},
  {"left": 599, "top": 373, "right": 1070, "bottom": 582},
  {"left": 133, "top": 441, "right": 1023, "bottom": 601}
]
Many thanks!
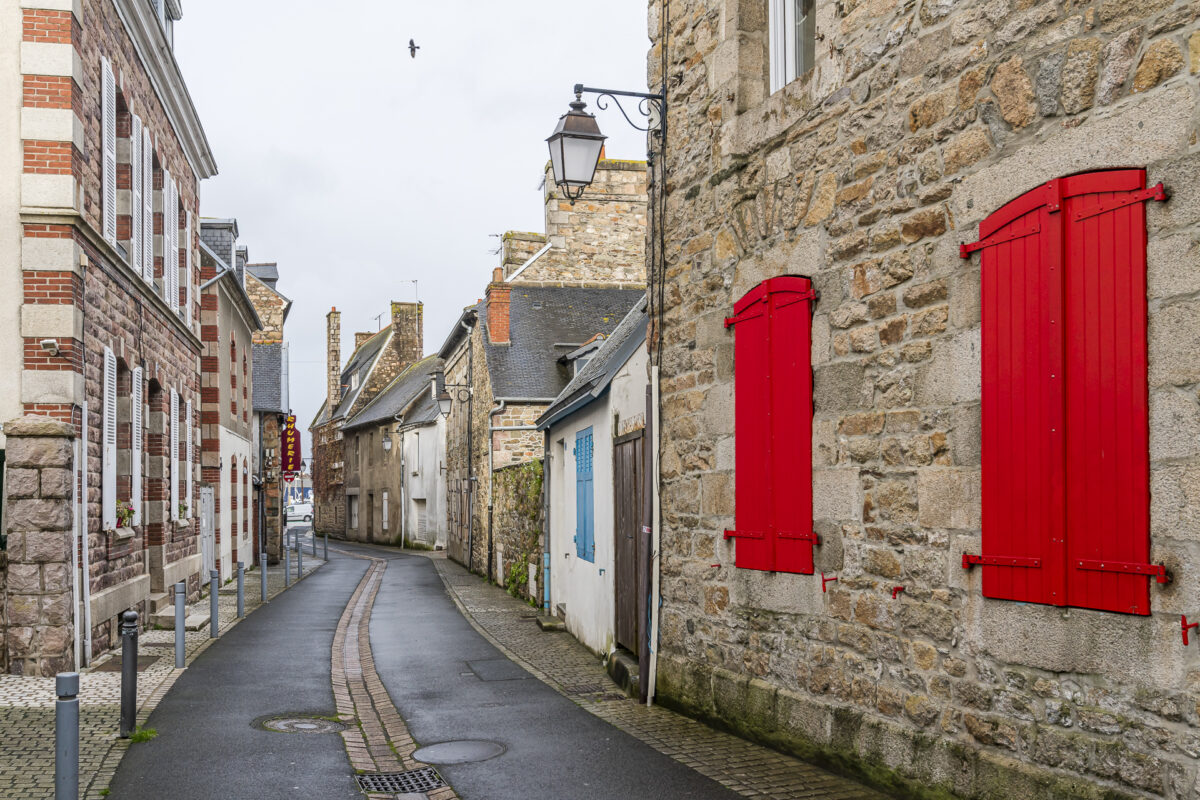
[{"left": 109, "top": 536, "right": 740, "bottom": 799}]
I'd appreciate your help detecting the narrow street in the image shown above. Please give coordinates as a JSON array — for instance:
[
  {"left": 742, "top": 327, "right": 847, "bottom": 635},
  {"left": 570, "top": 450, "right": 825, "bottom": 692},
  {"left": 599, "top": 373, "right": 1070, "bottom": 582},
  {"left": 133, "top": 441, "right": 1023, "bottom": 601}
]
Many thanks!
[{"left": 108, "top": 531, "right": 826, "bottom": 800}]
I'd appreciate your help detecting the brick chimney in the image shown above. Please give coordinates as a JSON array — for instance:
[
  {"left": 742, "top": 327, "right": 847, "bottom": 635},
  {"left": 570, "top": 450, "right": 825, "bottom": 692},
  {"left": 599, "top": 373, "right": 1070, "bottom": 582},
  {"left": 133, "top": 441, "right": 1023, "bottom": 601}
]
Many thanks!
[
  {"left": 326, "top": 307, "right": 341, "bottom": 413},
  {"left": 486, "top": 267, "right": 511, "bottom": 345},
  {"left": 390, "top": 301, "right": 423, "bottom": 371},
  {"left": 355, "top": 332, "right": 374, "bottom": 350}
]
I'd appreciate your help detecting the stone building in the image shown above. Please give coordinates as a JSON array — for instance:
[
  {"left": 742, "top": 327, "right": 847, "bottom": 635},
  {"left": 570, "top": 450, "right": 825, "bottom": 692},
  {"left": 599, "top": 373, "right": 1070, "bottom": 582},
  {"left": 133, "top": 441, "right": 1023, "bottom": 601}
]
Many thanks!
[
  {"left": 439, "top": 159, "right": 648, "bottom": 586},
  {"left": 244, "top": 261, "right": 291, "bottom": 562},
  {"left": 647, "top": 0, "right": 1200, "bottom": 797},
  {"left": 310, "top": 302, "right": 423, "bottom": 538},
  {"left": 197, "top": 231, "right": 260, "bottom": 582},
  {"left": 340, "top": 356, "right": 446, "bottom": 548},
  {"left": 0, "top": 0, "right": 216, "bottom": 673}
]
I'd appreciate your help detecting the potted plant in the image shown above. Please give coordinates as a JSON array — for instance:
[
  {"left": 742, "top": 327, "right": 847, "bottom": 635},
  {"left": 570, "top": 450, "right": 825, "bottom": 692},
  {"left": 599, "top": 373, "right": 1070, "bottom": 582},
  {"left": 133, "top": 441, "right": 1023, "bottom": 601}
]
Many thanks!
[
  {"left": 116, "top": 500, "right": 135, "bottom": 529},
  {"left": 178, "top": 502, "right": 189, "bottom": 519}
]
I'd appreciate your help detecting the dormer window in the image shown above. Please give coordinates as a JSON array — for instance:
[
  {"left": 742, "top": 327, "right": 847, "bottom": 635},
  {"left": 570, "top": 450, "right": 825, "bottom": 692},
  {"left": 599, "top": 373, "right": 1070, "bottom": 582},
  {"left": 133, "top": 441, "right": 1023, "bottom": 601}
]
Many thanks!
[
  {"left": 350, "top": 374, "right": 360, "bottom": 391},
  {"left": 149, "top": 0, "right": 181, "bottom": 46}
]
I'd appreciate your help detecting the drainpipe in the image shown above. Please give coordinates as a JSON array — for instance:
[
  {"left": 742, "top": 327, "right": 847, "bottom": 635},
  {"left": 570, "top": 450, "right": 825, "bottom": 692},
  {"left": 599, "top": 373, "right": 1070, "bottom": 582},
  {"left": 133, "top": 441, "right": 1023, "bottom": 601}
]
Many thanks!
[
  {"left": 487, "top": 400, "right": 540, "bottom": 584},
  {"left": 79, "top": 399, "right": 92, "bottom": 666},
  {"left": 70, "top": 434, "right": 80, "bottom": 669},
  {"left": 541, "top": 431, "right": 550, "bottom": 613},
  {"left": 462, "top": 318, "right": 476, "bottom": 572},
  {"left": 646, "top": 365, "right": 661, "bottom": 706},
  {"left": 256, "top": 412, "right": 266, "bottom": 564}
]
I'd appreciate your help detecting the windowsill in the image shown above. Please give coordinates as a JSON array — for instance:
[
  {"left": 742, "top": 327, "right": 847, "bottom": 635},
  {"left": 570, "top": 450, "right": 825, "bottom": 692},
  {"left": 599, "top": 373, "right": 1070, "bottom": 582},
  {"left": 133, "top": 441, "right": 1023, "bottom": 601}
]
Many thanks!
[
  {"left": 111, "top": 527, "right": 135, "bottom": 541},
  {"left": 174, "top": 520, "right": 190, "bottom": 531}
]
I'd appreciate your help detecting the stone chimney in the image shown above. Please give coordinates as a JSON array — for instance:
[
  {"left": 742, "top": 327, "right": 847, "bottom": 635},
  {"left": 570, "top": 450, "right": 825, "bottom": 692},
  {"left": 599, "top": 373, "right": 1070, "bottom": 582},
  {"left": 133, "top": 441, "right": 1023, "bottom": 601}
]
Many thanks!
[
  {"left": 486, "top": 268, "right": 511, "bottom": 345},
  {"left": 390, "top": 301, "right": 423, "bottom": 371},
  {"left": 355, "top": 332, "right": 374, "bottom": 350},
  {"left": 326, "top": 307, "right": 341, "bottom": 413}
]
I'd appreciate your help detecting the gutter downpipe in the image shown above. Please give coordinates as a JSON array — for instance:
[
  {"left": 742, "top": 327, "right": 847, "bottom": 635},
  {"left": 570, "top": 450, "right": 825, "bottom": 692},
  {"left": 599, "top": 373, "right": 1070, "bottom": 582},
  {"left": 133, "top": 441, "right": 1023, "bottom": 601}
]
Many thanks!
[
  {"left": 257, "top": 412, "right": 266, "bottom": 566},
  {"left": 462, "top": 317, "right": 476, "bottom": 572},
  {"left": 647, "top": 365, "right": 661, "bottom": 706},
  {"left": 80, "top": 399, "right": 92, "bottom": 666},
  {"left": 70, "top": 434, "right": 80, "bottom": 669},
  {"left": 541, "top": 432, "right": 551, "bottom": 612}
]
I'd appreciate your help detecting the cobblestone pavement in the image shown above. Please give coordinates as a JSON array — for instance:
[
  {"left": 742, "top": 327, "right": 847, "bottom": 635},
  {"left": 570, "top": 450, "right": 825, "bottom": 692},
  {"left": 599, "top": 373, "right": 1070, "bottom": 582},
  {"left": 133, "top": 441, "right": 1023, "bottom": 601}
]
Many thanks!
[
  {"left": 422, "top": 551, "right": 888, "bottom": 800},
  {"left": 329, "top": 546, "right": 458, "bottom": 800},
  {"left": 0, "top": 539, "right": 325, "bottom": 800}
]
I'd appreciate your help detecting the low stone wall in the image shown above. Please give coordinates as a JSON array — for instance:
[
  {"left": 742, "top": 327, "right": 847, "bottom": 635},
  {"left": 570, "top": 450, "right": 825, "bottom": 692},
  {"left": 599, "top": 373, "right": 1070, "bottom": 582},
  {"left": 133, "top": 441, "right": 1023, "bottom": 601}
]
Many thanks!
[
  {"left": 2, "top": 416, "right": 75, "bottom": 676},
  {"left": 491, "top": 460, "right": 543, "bottom": 600}
]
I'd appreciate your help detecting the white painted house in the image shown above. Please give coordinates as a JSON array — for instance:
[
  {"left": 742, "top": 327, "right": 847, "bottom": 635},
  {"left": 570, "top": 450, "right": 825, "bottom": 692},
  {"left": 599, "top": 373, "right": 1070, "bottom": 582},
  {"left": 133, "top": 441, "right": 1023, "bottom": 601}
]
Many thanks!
[{"left": 538, "top": 299, "right": 649, "bottom": 658}]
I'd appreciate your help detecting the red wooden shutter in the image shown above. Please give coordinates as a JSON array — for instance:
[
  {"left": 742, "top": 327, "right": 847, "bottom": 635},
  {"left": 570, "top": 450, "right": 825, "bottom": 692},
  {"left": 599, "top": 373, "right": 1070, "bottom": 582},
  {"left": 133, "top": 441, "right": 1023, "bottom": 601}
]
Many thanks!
[
  {"left": 965, "top": 169, "right": 1165, "bottom": 615},
  {"left": 725, "top": 276, "right": 816, "bottom": 573},
  {"left": 1061, "top": 170, "right": 1155, "bottom": 614}
]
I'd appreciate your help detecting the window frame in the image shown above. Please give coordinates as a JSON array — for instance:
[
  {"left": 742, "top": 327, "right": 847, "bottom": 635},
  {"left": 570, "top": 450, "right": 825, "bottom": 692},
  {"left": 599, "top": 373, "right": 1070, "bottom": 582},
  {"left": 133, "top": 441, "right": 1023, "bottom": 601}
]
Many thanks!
[{"left": 769, "top": 0, "right": 816, "bottom": 94}]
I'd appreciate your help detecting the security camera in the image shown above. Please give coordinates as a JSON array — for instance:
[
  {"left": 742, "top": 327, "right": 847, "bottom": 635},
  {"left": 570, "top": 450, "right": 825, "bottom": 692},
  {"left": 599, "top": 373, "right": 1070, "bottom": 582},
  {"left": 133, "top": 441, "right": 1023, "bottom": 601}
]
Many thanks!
[{"left": 39, "top": 339, "right": 59, "bottom": 357}]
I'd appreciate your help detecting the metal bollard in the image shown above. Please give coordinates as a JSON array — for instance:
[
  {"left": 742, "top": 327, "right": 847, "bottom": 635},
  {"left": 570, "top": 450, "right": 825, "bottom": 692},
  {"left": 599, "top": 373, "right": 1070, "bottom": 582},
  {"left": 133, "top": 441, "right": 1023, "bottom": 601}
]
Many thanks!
[
  {"left": 284, "top": 542, "right": 290, "bottom": 586},
  {"left": 323, "top": 533, "right": 328, "bottom": 560},
  {"left": 236, "top": 562, "right": 245, "bottom": 618},
  {"left": 209, "top": 570, "right": 219, "bottom": 638},
  {"left": 55, "top": 672, "right": 79, "bottom": 800},
  {"left": 260, "top": 550, "right": 268, "bottom": 602},
  {"left": 174, "top": 582, "right": 185, "bottom": 669},
  {"left": 119, "top": 610, "right": 138, "bottom": 738},
  {"left": 297, "top": 536, "right": 304, "bottom": 577},
  {"left": 311, "top": 531, "right": 316, "bottom": 556}
]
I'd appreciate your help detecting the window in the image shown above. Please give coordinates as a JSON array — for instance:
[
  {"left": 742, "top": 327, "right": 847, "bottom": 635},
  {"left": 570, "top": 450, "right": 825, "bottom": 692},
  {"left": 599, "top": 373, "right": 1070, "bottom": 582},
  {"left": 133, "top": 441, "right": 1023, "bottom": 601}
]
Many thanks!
[
  {"left": 575, "top": 427, "right": 594, "bottom": 562},
  {"left": 102, "top": 347, "right": 118, "bottom": 530},
  {"left": 382, "top": 491, "right": 389, "bottom": 530},
  {"left": 170, "top": 388, "right": 179, "bottom": 520},
  {"left": 349, "top": 495, "right": 359, "bottom": 530},
  {"left": 131, "top": 367, "right": 143, "bottom": 526},
  {"left": 141, "top": 126, "right": 154, "bottom": 282},
  {"left": 184, "top": 398, "right": 192, "bottom": 518},
  {"left": 962, "top": 169, "right": 1166, "bottom": 615},
  {"left": 769, "top": 0, "right": 816, "bottom": 94},
  {"left": 412, "top": 431, "right": 420, "bottom": 475},
  {"left": 723, "top": 277, "right": 817, "bottom": 573},
  {"left": 162, "top": 169, "right": 179, "bottom": 312},
  {"left": 101, "top": 57, "right": 117, "bottom": 246}
]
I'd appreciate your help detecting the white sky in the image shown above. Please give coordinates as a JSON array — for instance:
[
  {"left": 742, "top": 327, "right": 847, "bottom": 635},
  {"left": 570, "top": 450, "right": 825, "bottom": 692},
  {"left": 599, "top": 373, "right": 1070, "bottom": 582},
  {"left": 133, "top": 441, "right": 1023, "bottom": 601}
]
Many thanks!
[{"left": 175, "top": 1, "right": 651, "bottom": 456}]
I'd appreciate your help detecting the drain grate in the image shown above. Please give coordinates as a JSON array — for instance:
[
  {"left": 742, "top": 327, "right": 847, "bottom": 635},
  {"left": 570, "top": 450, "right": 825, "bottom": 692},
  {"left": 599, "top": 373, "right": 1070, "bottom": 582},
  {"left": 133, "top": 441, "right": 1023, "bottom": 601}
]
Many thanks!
[{"left": 356, "top": 767, "right": 445, "bottom": 793}]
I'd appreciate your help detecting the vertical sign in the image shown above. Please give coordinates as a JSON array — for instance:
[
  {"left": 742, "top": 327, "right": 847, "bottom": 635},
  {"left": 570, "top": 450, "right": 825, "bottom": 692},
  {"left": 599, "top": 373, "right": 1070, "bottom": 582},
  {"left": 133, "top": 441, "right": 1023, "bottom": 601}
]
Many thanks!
[{"left": 282, "top": 415, "right": 302, "bottom": 475}]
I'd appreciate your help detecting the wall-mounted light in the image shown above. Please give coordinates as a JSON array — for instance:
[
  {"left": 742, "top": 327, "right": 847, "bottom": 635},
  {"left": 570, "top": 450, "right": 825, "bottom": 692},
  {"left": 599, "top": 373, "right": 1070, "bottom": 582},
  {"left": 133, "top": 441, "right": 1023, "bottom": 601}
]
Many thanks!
[
  {"left": 39, "top": 338, "right": 60, "bottom": 357},
  {"left": 382, "top": 430, "right": 392, "bottom": 453}
]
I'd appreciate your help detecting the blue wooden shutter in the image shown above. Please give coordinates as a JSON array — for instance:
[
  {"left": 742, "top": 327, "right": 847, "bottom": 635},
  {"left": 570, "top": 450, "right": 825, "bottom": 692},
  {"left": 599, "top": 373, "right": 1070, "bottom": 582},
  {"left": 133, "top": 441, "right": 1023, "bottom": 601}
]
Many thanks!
[{"left": 576, "top": 428, "right": 595, "bottom": 562}]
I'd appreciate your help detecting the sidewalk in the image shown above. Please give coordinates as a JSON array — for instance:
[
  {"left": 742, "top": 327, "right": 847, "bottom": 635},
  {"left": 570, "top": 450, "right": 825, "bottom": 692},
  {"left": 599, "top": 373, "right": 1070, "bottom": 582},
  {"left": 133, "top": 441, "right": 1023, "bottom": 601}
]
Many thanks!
[
  {"left": 420, "top": 550, "right": 887, "bottom": 800},
  {"left": 0, "top": 542, "right": 325, "bottom": 800}
]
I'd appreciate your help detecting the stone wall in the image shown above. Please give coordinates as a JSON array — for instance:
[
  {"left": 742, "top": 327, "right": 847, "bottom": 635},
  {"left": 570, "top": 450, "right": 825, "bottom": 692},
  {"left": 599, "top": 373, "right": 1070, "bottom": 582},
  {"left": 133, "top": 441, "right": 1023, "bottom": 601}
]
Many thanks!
[
  {"left": 444, "top": 316, "right": 492, "bottom": 573},
  {"left": 2, "top": 416, "right": 76, "bottom": 676},
  {"left": 651, "top": 1, "right": 1200, "bottom": 798},
  {"left": 245, "top": 271, "right": 286, "bottom": 344},
  {"left": 491, "top": 460, "right": 544, "bottom": 598},
  {"left": 492, "top": 403, "right": 547, "bottom": 470}
]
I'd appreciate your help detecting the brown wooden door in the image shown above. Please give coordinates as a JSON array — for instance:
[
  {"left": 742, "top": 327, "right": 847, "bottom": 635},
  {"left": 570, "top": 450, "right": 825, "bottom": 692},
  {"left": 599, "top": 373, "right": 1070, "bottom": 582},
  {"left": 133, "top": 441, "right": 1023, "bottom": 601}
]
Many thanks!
[{"left": 614, "top": 431, "right": 643, "bottom": 655}]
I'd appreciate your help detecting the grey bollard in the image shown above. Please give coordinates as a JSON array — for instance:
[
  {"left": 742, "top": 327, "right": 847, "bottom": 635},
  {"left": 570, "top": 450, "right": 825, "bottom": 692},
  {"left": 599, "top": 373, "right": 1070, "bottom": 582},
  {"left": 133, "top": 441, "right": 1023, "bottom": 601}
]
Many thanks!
[
  {"left": 209, "top": 570, "right": 219, "bottom": 638},
  {"left": 174, "top": 582, "right": 185, "bottom": 668},
  {"left": 297, "top": 536, "right": 304, "bottom": 577},
  {"left": 324, "top": 533, "right": 328, "bottom": 560},
  {"left": 260, "top": 551, "right": 267, "bottom": 602},
  {"left": 119, "top": 611, "right": 138, "bottom": 739},
  {"left": 55, "top": 672, "right": 79, "bottom": 800},
  {"left": 236, "top": 562, "right": 245, "bottom": 618},
  {"left": 284, "top": 542, "right": 290, "bottom": 586},
  {"left": 311, "top": 531, "right": 316, "bottom": 556}
]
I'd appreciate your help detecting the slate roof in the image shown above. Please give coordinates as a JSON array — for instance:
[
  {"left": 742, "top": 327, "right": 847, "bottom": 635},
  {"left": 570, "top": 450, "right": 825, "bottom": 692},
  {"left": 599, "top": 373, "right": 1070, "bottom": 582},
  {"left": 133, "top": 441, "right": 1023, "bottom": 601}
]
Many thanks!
[
  {"left": 537, "top": 296, "right": 648, "bottom": 429},
  {"left": 482, "top": 286, "right": 644, "bottom": 400},
  {"left": 344, "top": 355, "right": 443, "bottom": 432},
  {"left": 253, "top": 343, "right": 286, "bottom": 413},
  {"left": 246, "top": 262, "right": 279, "bottom": 288},
  {"left": 312, "top": 328, "right": 393, "bottom": 426}
]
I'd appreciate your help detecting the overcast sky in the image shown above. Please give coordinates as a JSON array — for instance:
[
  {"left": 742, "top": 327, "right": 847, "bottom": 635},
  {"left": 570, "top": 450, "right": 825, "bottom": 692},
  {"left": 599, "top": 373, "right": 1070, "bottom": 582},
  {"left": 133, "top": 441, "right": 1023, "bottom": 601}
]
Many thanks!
[{"left": 175, "top": 1, "right": 651, "bottom": 455}]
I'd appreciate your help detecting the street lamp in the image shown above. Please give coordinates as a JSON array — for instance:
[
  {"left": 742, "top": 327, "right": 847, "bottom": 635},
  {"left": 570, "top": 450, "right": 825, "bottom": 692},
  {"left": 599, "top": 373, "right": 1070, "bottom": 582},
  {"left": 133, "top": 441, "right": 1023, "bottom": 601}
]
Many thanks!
[
  {"left": 438, "top": 386, "right": 472, "bottom": 419},
  {"left": 547, "top": 83, "right": 665, "bottom": 204},
  {"left": 381, "top": 430, "right": 392, "bottom": 453}
]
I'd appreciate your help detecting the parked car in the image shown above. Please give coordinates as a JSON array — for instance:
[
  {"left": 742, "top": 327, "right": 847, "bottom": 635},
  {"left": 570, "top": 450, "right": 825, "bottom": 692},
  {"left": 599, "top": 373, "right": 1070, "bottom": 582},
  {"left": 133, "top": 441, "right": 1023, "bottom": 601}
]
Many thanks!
[{"left": 286, "top": 502, "right": 313, "bottom": 523}]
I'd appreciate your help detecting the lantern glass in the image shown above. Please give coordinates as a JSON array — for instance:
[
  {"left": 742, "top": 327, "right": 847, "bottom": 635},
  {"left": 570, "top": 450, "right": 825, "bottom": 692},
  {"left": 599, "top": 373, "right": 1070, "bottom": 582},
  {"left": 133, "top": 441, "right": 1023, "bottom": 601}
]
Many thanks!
[
  {"left": 546, "top": 96, "right": 606, "bottom": 195},
  {"left": 438, "top": 392, "right": 452, "bottom": 419},
  {"left": 382, "top": 431, "right": 392, "bottom": 453}
]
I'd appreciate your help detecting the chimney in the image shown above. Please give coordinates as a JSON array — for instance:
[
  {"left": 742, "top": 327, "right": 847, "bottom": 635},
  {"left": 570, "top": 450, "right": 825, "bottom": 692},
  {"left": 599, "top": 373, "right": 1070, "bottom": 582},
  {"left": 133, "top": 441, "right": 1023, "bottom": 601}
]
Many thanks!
[
  {"left": 355, "top": 332, "right": 374, "bottom": 350},
  {"left": 390, "top": 301, "right": 423, "bottom": 371},
  {"left": 326, "top": 307, "right": 341, "bottom": 413},
  {"left": 486, "top": 268, "right": 511, "bottom": 345}
]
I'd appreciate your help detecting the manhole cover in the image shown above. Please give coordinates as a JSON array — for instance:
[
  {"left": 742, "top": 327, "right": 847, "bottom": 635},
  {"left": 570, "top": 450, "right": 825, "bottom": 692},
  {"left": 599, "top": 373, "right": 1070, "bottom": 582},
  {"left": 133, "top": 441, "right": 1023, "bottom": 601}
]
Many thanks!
[
  {"left": 413, "top": 739, "right": 505, "bottom": 765},
  {"left": 357, "top": 767, "right": 445, "bottom": 793},
  {"left": 255, "top": 716, "right": 345, "bottom": 734}
]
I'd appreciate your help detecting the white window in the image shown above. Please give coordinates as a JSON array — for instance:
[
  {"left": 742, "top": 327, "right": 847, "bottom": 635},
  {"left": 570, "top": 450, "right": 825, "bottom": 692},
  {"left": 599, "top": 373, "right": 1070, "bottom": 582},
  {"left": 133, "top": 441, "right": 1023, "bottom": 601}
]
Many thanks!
[
  {"left": 162, "top": 170, "right": 178, "bottom": 311},
  {"left": 769, "top": 0, "right": 816, "bottom": 94},
  {"left": 131, "top": 366, "right": 143, "bottom": 526},
  {"left": 170, "top": 388, "right": 179, "bottom": 520},
  {"left": 184, "top": 210, "right": 192, "bottom": 323},
  {"left": 100, "top": 57, "right": 117, "bottom": 245},
  {"left": 184, "top": 398, "right": 193, "bottom": 517},
  {"left": 382, "top": 491, "right": 389, "bottom": 530},
  {"left": 141, "top": 127, "right": 154, "bottom": 282},
  {"left": 412, "top": 431, "right": 420, "bottom": 475},
  {"left": 350, "top": 373, "right": 360, "bottom": 391},
  {"left": 130, "top": 115, "right": 143, "bottom": 271},
  {"left": 102, "top": 347, "right": 117, "bottom": 530},
  {"left": 349, "top": 495, "right": 359, "bottom": 529}
]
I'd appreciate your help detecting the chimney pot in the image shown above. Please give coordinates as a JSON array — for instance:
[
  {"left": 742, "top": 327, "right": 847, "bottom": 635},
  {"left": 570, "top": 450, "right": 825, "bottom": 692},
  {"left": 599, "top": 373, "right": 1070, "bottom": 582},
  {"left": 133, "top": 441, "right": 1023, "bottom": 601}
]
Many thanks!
[
  {"left": 390, "top": 301, "right": 424, "bottom": 372},
  {"left": 486, "top": 284, "right": 512, "bottom": 345},
  {"left": 326, "top": 308, "right": 342, "bottom": 413}
]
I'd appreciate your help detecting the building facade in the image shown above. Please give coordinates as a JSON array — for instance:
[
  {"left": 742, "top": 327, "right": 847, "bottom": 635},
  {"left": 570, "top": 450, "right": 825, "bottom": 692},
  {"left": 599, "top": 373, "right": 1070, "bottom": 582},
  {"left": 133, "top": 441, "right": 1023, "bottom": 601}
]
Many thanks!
[
  {"left": 0, "top": 0, "right": 216, "bottom": 673},
  {"left": 649, "top": 1, "right": 1200, "bottom": 797}
]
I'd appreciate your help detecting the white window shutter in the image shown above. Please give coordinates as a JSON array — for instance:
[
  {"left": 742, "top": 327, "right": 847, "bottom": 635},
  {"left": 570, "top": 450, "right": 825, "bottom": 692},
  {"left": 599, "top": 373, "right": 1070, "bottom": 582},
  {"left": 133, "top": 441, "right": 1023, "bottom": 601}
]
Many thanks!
[
  {"left": 102, "top": 348, "right": 117, "bottom": 530},
  {"left": 142, "top": 128, "right": 154, "bottom": 282},
  {"left": 170, "top": 388, "right": 179, "bottom": 520},
  {"left": 184, "top": 210, "right": 192, "bottom": 323},
  {"left": 162, "top": 171, "right": 177, "bottom": 311},
  {"left": 131, "top": 366, "right": 143, "bottom": 527},
  {"left": 130, "top": 116, "right": 142, "bottom": 271},
  {"left": 185, "top": 398, "right": 193, "bottom": 517},
  {"left": 101, "top": 57, "right": 117, "bottom": 245}
]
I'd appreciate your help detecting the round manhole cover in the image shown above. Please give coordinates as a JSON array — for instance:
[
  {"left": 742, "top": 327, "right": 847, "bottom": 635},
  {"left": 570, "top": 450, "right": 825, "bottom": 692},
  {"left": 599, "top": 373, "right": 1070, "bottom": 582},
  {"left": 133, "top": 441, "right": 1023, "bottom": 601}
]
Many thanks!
[
  {"left": 256, "top": 716, "right": 346, "bottom": 734},
  {"left": 413, "top": 739, "right": 505, "bottom": 765}
]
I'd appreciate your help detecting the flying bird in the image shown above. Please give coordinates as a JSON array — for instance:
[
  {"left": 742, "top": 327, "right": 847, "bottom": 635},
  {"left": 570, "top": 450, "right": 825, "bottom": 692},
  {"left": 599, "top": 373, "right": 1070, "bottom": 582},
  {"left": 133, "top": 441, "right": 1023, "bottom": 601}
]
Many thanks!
[{"left": 409, "top": 39, "right": 420, "bottom": 59}]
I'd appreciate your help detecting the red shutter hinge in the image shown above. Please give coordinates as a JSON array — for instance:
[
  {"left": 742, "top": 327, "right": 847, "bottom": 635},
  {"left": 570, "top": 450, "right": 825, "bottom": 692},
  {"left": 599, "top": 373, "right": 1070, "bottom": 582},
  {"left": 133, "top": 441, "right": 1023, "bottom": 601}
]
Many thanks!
[
  {"left": 723, "top": 528, "right": 764, "bottom": 540},
  {"left": 1045, "top": 178, "right": 1064, "bottom": 213},
  {"left": 1075, "top": 559, "right": 1172, "bottom": 584},
  {"left": 820, "top": 572, "right": 838, "bottom": 593},
  {"left": 1071, "top": 182, "right": 1169, "bottom": 222},
  {"left": 891, "top": 586, "right": 904, "bottom": 599},
  {"left": 778, "top": 530, "right": 820, "bottom": 543},
  {"left": 960, "top": 222, "right": 1042, "bottom": 259},
  {"left": 1182, "top": 615, "right": 1199, "bottom": 646},
  {"left": 962, "top": 554, "right": 1042, "bottom": 569}
]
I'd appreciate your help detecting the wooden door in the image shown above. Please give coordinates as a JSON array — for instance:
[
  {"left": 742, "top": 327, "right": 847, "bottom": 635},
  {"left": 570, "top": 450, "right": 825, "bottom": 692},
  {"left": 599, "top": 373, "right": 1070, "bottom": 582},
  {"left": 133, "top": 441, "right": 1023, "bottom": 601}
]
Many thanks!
[{"left": 614, "top": 431, "right": 643, "bottom": 655}]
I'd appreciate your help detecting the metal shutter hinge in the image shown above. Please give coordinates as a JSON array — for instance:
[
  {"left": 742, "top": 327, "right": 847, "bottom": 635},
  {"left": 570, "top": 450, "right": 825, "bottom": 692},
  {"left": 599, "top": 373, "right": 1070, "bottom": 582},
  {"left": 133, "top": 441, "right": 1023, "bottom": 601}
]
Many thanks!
[
  {"left": 1071, "top": 183, "right": 1168, "bottom": 222},
  {"left": 1075, "top": 559, "right": 1171, "bottom": 584},
  {"left": 962, "top": 554, "right": 1042, "bottom": 569}
]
